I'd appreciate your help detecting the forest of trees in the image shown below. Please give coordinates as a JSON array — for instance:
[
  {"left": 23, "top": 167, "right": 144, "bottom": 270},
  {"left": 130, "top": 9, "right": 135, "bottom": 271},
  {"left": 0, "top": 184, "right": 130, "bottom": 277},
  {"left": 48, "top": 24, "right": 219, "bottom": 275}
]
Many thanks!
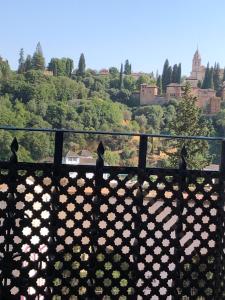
[
  {"left": 200, "top": 62, "right": 225, "bottom": 96},
  {"left": 0, "top": 43, "right": 224, "bottom": 167}
]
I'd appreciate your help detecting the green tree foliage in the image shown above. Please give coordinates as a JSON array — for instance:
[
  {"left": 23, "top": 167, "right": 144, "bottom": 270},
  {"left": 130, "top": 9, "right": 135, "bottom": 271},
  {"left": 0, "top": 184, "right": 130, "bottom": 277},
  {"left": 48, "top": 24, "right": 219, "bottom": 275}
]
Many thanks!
[
  {"left": 0, "top": 57, "right": 11, "bottom": 79},
  {"left": 119, "top": 63, "right": 123, "bottom": 89},
  {"left": 202, "top": 62, "right": 214, "bottom": 89},
  {"left": 156, "top": 75, "right": 162, "bottom": 95},
  {"left": 109, "top": 67, "right": 119, "bottom": 76},
  {"left": 124, "top": 59, "right": 131, "bottom": 75},
  {"left": 209, "top": 67, "right": 214, "bottom": 89},
  {"left": 162, "top": 59, "right": 170, "bottom": 93},
  {"left": 167, "top": 66, "right": 172, "bottom": 83},
  {"left": 171, "top": 63, "right": 182, "bottom": 83},
  {"left": 134, "top": 105, "right": 164, "bottom": 133},
  {"left": 177, "top": 63, "right": 181, "bottom": 83},
  {"left": 48, "top": 58, "right": 74, "bottom": 77},
  {"left": 223, "top": 68, "right": 225, "bottom": 82},
  {"left": 24, "top": 55, "right": 32, "bottom": 72},
  {"left": 213, "top": 63, "right": 221, "bottom": 95},
  {"left": 123, "top": 75, "right": 136, "bottom": 91},
  {"left": 104, "top": 150, "right": 120, "bottom": 166},
  {"left": 76, "top": 98, "right": 124, "bottom": 130},
  {"left": 32, "top": 42, "right": 45, "bottom": 70},
  {"left": 0, "top": 47, "right": 219, "bottom": 165},
  {"left": 171, "top": 64, "right": 178, "bottom": 83},
  {"left": 214, "top": 109, "right": 225, "bottom": 135},
  {"left": 136, "top": 74, "right": 156, "bottom": 89},
  {"left": 197, "top": 80, "right": 202, "bottom": 88},
  {"left": 135, "top": 115, "right": 148, "bottom": 131},
  {"left": 76, "top": 53, "right": 86, "bottom": 76},
  {"left": 162, "top": 60, "right": 181, "bottom": 91},
  {"left": 18, "top": 48, "right": 25, "bottom": 73},
  {"left": 109, "top": 88, "right": 131, "bottom": 105},
  {"left": 167, "top": 84, "right": 212, "bottom": 169}
]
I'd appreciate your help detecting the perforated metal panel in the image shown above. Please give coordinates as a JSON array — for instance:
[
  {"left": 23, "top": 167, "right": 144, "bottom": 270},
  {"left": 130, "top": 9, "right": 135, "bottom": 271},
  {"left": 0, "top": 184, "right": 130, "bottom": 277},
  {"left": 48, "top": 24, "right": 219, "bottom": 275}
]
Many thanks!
[{"left": 0, "top": 161, "right": 224, "bottom": 300}]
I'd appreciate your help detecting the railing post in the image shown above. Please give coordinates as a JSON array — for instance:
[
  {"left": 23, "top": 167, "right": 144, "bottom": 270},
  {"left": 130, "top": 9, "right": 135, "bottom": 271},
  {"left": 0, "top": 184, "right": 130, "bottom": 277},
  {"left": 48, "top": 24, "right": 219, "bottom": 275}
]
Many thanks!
[
  {"left": 138, "top": 135, "right": 148, "bottom": 169},
  {"left": 214, "top": 139, "right": 225, "bottom": 299},
  {"left": 54, "top": 130, "right": 64, "bottom": 165},
  {"left": 89, "top": 141, "right": 105, "bottom": 299},
  {"left": 173, "top": 145, "right": 187, "bottom": 297},
  {"left": 131, "top": 135, "right": 148, "bottom": 297}
]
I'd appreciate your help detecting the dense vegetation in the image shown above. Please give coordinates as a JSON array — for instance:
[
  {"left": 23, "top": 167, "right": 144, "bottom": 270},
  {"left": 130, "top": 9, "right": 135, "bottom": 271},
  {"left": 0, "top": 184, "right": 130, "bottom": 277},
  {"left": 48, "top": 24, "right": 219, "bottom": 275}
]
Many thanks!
[{"left": 0, "top": 43, "right": 224, "bottom": 167}]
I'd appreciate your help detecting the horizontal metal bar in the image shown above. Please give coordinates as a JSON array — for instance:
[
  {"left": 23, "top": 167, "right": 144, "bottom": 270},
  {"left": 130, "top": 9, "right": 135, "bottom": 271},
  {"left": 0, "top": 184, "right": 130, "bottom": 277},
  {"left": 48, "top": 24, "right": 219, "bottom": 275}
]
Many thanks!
[
  {"left": 0, "top": 161, "right": 220, "bottom": 175},
  {"left": 0, "top": 126, "right": 224, "bottom": 141}
]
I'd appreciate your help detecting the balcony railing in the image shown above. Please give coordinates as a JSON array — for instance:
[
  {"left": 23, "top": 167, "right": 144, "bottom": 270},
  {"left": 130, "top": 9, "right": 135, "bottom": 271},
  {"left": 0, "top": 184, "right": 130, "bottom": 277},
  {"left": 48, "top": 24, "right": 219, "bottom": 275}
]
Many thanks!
[{"left": 0, "top": 127, "right": 225, "bottom": 299}]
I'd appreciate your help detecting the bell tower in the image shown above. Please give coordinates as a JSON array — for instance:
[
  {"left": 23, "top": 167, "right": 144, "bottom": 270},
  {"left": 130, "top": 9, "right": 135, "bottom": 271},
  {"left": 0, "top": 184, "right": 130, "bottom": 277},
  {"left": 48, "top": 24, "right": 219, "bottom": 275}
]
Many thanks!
[
  {"left": 190, "top": 48, "right": 204, "bottom": 81},
  {"left": 192, "top": 48, "right": 201, "bottom": 73}
]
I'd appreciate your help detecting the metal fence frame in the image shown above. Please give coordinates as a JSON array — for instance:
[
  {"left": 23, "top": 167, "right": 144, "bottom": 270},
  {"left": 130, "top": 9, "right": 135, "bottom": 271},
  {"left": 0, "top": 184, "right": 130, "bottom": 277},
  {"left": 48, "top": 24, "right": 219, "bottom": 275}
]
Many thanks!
[{"left": 0, "top": 126, "right": 225, "bottom": 299}]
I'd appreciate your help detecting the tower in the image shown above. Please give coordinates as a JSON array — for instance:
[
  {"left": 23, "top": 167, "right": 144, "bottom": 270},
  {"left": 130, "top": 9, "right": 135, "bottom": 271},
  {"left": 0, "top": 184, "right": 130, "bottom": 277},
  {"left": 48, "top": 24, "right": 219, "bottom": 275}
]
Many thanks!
[
  {"left": 190, "top": 48, "right": 205, "bottom": 82},
  {"left": 192, "top": 49, "right": 201, "bottom": 73}
]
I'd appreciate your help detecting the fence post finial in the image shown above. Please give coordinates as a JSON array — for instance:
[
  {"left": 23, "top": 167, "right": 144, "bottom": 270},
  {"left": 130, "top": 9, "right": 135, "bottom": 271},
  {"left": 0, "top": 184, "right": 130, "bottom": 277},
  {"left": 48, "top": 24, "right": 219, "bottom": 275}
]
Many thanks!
[
  {"left": 96, "top": 141, "right": 105, "bottom": 169},
  {"left": 10, "top": 137, "right": 19, "bottom": 163}
]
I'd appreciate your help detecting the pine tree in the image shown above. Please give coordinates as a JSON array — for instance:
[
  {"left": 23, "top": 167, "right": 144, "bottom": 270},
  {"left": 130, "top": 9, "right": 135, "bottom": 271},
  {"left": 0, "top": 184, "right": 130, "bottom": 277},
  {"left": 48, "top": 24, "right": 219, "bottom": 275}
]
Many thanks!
[
  {"left": 32, "top": 42, "right": 45, "bottom": 70},
  {"left": 177, "top": 63, "right": 181, "bottom": 83},
  {"left": 124, "top": 59, "right": 131, "bottom": 75},
  {"left": 76, "top": 53, "right": 86, "bottom": 76},
  {"left": 167, "top": 83, "right": 212, "bottom": 169},
  {"left": 162, "top": 59, "right": 170, "bottom": 93},
  {"left": 18, "top": 48, "right": 25, "bottom": 73},
  {"left": 24, "top": 55, "right": 32, "bottom": 72},
  {"left": 119, "top": 63, "right": 124, "bottom": 90},
  {"left": 171, "top": 64, "right": 178, "bottom": 83},
  {"left": 156, "top": 75, "right": 162, "bottom": 95}
]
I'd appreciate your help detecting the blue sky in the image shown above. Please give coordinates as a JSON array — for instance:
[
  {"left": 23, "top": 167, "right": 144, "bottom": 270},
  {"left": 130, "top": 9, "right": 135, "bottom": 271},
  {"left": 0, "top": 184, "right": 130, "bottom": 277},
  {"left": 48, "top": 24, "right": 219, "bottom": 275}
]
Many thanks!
[{"left": 1, "top": 0, "right": 225, "bottom": 75}]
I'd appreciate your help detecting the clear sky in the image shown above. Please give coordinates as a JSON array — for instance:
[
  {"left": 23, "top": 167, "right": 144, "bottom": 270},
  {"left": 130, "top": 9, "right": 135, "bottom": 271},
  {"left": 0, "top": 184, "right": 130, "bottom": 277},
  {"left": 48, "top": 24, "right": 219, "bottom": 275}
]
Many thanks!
[{"left": 1, "top": 0, "right": 225, "bottom": 75}]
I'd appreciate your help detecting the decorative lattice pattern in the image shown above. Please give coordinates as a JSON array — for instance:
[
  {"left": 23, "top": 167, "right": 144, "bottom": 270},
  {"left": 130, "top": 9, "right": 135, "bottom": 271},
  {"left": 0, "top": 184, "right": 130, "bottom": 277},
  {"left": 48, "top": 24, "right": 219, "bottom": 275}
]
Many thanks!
[{"left": 0, "top": 163, "right": 224, "bottom": 299}]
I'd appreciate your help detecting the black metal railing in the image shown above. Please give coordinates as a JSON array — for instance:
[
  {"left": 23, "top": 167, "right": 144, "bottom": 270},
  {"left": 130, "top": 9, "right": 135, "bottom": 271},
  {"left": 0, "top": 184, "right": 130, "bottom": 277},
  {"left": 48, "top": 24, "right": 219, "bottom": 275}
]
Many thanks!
[{"left": 0, "top": 126, "right": 225, "bottom": 299}]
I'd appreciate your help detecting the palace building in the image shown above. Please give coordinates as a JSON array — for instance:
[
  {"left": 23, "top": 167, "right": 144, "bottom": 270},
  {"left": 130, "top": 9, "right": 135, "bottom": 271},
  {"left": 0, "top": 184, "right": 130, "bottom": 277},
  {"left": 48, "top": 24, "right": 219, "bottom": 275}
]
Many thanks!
[{"left": 139, "top": 49, "right": 223, "bottom": 114}]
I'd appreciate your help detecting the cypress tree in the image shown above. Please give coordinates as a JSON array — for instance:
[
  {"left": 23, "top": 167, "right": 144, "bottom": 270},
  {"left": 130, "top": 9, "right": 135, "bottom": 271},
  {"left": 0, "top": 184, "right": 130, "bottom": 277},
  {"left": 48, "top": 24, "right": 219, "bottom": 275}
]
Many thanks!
[
  {"left": 171, "top": 64, "right": 178, "bottom": 83},
  {"left": 48, "top": 58, "right": 58, "bottom": 76},
  {"left": 66, "top": 58, "right": 74, "bottom": 77},
  {"left": 162, "top": 59, "right": 170, "bottom": 93},
  {"left": 119, "top": 63, "right": 124, "bottom": 90},
  {"left": 32, "top": 42, "right": 45, "bottom": 70},
  {"left": 76, "top": 53, "right": 86, "bottom": 76},
  {"left": 177, "top": 63, "right": 182, "bottom": 83},
  {"left": 167, "top": 66, "right": 172, "bottom": 84},
  {"left": 209, "top": 67, "right": 214, "bottom": 89},
  {"left": 157, "top": 75, "right": 162, "bottom": 95},
  {"left": 124, "top": 59, "right": 131, "bottom": 75},
  {"left": 202, "top": 63, "right": 210, "bottom": 89},
  {"left": 213, "top": 62, "right": 221, "bottom": 94},
  {"left": 223, "top": 67, "right": 225, "bottom": 82},
  {"left": 24, "top": 55, "right": 32, "bottom": 72},
  {"left": 18, "top": 48, "right": 25, "bottom": 73}
]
